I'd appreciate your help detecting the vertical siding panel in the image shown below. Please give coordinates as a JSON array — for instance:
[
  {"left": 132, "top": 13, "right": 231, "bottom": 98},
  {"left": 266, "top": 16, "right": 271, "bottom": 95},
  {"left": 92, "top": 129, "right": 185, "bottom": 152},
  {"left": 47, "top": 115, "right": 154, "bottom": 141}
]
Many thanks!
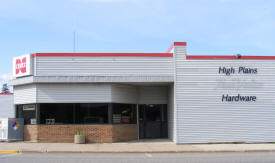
[
  {"left": 176, "top": 59, "right": 275, "bottom": 143},
  {"left": 174, "top": 46, "right": 187, "bottom": 143},
  {"left": 35, "top": 57, "right": 173, "bottom": 77},
  {"left": 137, "top": 86, "right": 168, "bottom": 104},
  {"left": 14, "top": 84, "right": 37, "bottom": 104},
  {"left": 111, "top": 84, "right": 137, "bottom": 104},
  {"left": 36, "top": 84, "right": 112, "bottom": 103},
  {"left": 0, "top": 95, "right": 14, "bottom": 118}
]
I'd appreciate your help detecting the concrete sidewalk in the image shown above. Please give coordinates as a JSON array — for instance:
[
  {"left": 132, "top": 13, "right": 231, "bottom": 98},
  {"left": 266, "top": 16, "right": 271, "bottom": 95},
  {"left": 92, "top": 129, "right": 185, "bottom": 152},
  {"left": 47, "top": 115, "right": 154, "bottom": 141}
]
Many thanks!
[{"left": 1, "top": 141, "right": 275, "bottom": 153}]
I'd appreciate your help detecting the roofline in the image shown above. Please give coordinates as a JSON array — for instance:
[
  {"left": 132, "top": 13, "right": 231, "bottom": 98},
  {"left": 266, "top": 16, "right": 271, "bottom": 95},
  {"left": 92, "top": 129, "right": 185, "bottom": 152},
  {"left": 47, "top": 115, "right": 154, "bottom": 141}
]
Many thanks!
[
  {"left": 166, "top": 42, "right": 187, "bottom": 53},
  {"left": 186, "top": 55, "right": 275, "bottom": 60},
  {"left": 32, "top": 53, "right": 173, "bottom": 57},
  {"left": 26, "top": 42, "right": 275, "bottom": 59},
  {"left": 0, "top": 93, "right": 13, "bottom": 95}
]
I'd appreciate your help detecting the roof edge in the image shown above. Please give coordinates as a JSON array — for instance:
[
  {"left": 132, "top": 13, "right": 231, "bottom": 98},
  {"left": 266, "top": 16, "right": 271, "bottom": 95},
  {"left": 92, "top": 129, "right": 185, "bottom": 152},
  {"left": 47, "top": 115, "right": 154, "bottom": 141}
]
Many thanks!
[
  {"left": 0, "top": 93, "right": 13, "bottom": 95},
  {"left": 32, "top": 53, "right": 173, "bottom": 57},
  {"left": 166, "top": 42, "right": 187, "bottom": 53},
  {"left": 186, "top": 55, "right": 275, "bottom": 60}
]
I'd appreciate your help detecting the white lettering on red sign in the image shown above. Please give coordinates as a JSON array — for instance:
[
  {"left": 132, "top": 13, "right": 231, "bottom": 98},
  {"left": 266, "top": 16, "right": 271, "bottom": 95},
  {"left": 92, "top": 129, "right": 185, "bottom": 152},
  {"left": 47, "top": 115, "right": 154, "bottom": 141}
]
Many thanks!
[
  {"left": 15, "top": 57, "right": 27, "bottom": 74},
  {"left": 13, "top": 54, "right": 32, "bottom": 78}
]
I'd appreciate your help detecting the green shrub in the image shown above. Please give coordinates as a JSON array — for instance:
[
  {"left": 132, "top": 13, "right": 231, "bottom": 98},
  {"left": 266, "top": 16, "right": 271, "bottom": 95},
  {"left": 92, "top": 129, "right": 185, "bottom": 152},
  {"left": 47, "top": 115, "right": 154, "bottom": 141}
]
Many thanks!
[{"left": 75, "top": 131, "right": 84, "bottom": 136}]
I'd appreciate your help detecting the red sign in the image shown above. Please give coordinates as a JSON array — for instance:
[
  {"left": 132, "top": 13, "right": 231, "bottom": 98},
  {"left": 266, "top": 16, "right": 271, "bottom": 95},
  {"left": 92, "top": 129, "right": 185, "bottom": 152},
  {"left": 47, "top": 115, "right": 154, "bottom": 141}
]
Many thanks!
[
  {"left": 13, "top": 54, "right": 32, "bottom": 78},
  {"left": 121, "top": 116, "right": 130, "bottom": 123},
  {"left": 15, "top": 57, "right": 27, "bottom": 74}
]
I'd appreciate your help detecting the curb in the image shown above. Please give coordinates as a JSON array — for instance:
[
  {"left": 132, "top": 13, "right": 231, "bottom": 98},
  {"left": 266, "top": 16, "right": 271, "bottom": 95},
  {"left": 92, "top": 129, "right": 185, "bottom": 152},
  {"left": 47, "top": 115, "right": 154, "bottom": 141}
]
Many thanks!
[
  {"left": 15, "top": 149, "right": 275, "bottom": 153},
  {"left": 0, "top": 150, "right": 19, "bottom": 154}
]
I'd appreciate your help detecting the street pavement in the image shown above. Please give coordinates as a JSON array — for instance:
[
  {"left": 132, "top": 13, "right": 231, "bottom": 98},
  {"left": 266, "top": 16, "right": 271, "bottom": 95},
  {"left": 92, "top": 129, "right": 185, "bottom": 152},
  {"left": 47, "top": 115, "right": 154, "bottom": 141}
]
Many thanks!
[{"left": 1, "top": 152, "right": 275, "bottom": 163}]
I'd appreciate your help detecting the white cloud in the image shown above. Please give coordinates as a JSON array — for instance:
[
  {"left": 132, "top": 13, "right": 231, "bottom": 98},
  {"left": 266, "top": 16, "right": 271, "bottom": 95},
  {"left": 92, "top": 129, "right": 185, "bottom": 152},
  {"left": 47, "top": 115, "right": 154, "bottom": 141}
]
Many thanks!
[{"left": 0, "top": 73, "right": 12, "bottom": 84}]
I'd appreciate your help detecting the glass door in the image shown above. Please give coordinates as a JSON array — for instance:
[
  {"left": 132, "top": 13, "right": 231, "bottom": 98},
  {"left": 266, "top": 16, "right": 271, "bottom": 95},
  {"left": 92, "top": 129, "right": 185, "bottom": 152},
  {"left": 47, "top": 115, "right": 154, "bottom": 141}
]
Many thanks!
[{"left": 138, "top": 104, "right": 168, "bottom": 139}]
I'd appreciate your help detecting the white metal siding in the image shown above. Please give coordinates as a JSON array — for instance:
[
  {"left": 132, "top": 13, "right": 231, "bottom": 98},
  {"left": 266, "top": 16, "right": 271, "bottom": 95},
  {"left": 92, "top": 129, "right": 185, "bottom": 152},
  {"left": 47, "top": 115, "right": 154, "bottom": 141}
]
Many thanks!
[
  {"left": 35, "top": 57, "right": 173, "bottom": 77},
  {"left": 14, "top": 84, "right": 36, "bottom": 104},
  {"left": 36, "top": 83, "right": 112, "bottom": 103},
  {"left": 138, "top": 86, "right": 168, "bottom": 104},
  {"left": 111, "top": 84, "right": 137, "bottom": 104},
  {"left": 17, "top": 84, "right": 170, "bottom": 104},
  {"left": 174, "top": 46, "right": 187, "bottom": 143},
  {"left": 176, "top": 60, "right": 275, "bottom": 143},
  {"left": 0, "top": 95, "right": 14, "bottom": 118}
]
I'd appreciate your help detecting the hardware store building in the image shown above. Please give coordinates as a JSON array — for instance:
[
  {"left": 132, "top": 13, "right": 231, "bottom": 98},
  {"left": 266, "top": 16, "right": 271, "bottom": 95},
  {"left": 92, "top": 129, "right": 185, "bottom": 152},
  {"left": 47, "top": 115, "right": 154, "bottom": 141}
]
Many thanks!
[{"left": 11, "top": 42, "right": 275, "bottom": 143}]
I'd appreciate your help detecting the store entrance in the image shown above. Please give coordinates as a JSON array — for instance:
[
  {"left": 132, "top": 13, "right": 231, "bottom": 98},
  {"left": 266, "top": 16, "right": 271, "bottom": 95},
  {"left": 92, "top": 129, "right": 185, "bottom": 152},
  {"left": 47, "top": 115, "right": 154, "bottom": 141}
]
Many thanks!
[{"left": 138, "top": 104, "right": 168, "bottom": 139}]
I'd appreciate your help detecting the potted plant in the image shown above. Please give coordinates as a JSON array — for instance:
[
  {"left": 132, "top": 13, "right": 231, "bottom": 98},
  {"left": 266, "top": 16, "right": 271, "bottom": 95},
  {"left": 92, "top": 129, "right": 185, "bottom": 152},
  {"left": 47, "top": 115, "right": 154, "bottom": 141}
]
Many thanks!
[{"left": 74, "top": 131, "right": 85, "bottom": 144}]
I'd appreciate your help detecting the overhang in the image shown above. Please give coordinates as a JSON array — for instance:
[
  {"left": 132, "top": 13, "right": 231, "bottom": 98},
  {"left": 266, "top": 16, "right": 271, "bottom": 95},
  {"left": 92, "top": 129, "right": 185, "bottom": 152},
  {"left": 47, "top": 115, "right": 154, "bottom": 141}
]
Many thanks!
[{"left": 10, "top": 75, "right": 174, "bottom": 86}]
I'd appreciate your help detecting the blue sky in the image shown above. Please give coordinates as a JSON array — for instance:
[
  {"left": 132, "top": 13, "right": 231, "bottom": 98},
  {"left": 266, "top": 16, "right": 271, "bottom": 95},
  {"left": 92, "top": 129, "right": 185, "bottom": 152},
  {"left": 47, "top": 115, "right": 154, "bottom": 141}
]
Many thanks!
[{"left": 0, "top": 0, "right": 275, "bottom": 84}]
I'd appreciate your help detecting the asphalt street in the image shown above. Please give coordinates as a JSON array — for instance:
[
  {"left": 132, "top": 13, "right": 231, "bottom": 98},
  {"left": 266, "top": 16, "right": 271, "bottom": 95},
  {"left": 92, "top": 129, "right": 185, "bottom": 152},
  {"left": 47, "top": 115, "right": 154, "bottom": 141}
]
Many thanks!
[{"left": 1, "top": 152, "right": 275, "bottom": 163}]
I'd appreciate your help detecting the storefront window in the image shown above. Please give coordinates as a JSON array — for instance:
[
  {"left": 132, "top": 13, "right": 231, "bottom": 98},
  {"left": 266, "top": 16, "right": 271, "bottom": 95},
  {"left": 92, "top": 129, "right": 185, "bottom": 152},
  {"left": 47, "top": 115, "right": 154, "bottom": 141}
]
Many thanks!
[
  {"left": 112, "top": 104, "right": 136, "bottom": 124},
  {"left": 40, "top": 104, "right": 74, "bottom": 124},
  {"left": 40, "top": 103, "right": 108, "bottom": 124},
  {"left": 75, "top": 104, "right": 108, "bottom": 124},
  {"left": 16, "top": 104, "right": 36, "bottom": 125},
  {"left": 19, "top": 103, "right": 135, "bottom": 125}
]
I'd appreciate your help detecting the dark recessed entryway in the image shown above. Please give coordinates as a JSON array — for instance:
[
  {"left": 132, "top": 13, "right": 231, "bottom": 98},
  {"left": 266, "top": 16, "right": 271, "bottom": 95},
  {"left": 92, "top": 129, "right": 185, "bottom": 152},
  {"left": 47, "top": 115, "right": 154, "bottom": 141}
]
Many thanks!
[{"left": 138, "top": 104, "right": 168, "bottom": 139}]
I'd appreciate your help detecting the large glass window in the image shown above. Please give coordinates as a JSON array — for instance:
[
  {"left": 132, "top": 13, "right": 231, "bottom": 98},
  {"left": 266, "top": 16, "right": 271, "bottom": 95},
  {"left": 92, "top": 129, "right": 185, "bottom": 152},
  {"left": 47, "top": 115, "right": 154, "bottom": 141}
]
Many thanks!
[
  {"left": 112, "top": 104, "right": 136, "bottom": 124},
  {"left": 16, "top": 104, "right": 36, "bottom": 124},
  {"left": 40, "top": 104, "right": 74, "bottom": 124},
  {"left": 17, "top": 103, "right": 136, "bottom": 125},
  {"left": 40, "top": 103, "right": 108, "bottom": 124},
  {"left": 75, "top": 104, "right": 108, "bottom": 124}
]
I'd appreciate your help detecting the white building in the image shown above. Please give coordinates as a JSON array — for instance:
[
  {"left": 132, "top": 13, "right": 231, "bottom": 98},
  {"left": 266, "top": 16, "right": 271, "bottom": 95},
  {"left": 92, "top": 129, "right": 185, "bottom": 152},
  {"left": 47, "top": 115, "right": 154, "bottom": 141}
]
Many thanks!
[{"left": 10, "top": 42, "right": 275, "bottom": 143}]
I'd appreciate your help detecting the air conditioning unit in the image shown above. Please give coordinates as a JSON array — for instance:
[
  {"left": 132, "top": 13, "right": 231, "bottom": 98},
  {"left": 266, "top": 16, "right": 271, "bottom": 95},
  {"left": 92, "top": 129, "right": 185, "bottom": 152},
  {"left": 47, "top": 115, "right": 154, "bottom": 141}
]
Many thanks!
[{"left": 30, "top": 119, "right": 37, "bottom": 125}]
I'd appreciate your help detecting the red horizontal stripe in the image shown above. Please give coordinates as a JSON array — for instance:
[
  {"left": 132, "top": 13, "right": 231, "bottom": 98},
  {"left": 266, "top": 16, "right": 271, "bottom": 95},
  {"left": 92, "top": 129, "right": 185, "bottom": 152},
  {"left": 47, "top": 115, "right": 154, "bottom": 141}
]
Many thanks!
[
  {"left": 32, "top": 53, "right": 173, "bottom": 57},
  {"left": 187, "top": 56, "right": 237, "bottom": 59},
  {"left": 166, "top": 42, "right": 187, "bottom": 53},
  {"left": 0, "top": 93, "right": 13, "bottom": 95},
  {"left": 187, "top": 55, "right": 275, "bottom": 60},
  {"left": 241, "top": 56, "right": 275, "bottom": 59},
  {"left": 174, "top": 42, "right": 187, "bottom": 46}
]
